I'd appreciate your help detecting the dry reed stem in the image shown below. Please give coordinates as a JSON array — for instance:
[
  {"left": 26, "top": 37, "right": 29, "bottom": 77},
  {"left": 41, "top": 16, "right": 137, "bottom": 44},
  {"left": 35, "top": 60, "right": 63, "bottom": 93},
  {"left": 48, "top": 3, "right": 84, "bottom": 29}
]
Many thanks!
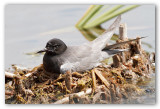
[
  {"left": 113, "top": 55, "right": 121, "bottom": 68},
  {"left": 119, "top": 23, "right": 128, "bottom": 40},
  {"left": 53, "top": 85, "right": 105, "bottom": 104},
  {"left": 91, "top": 70, "right": 97, "bottom": 92},
  {"left": 5, "top": 71, "right": 20, "bottom": 79},
  {"left": 65, "top": 71, "right": 72, "bottom": 91},
  {"left": 94, "top": 69, "right": 110, "bottom": 88}
]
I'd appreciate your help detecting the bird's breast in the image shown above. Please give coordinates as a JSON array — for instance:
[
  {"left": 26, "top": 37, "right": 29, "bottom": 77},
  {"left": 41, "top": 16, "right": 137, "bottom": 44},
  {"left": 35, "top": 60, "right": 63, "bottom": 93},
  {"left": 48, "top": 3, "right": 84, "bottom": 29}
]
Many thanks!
[{"left": 43, "top": 54, "right": 62, "bottom": 74}]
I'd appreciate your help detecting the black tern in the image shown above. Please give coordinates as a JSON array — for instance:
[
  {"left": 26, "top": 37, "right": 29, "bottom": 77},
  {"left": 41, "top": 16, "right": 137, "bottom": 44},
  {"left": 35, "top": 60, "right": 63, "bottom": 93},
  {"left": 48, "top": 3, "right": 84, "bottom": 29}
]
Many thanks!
[{"left": 37, "top": 15, "right": 137, "bottom": 74}]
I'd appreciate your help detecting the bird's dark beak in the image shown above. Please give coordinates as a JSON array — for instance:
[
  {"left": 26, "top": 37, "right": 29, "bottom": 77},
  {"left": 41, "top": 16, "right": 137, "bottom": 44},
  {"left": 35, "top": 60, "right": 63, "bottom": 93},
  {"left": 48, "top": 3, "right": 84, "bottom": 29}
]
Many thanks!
[{"left": 37, "top": 48, "right": 47, "bottom": 53}]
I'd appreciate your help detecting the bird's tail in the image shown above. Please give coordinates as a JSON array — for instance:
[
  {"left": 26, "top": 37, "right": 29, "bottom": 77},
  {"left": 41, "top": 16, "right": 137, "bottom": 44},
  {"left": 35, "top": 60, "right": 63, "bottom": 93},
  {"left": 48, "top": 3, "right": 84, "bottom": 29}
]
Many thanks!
[
  {"left": 102, "top": 36, "right": 147, "bottom": 51},
  {"left": 91, "top": 15, "right": 121, "bottom": 50},
  {"left": 104, "top": 49, "right": 128, "bottom": 56}
]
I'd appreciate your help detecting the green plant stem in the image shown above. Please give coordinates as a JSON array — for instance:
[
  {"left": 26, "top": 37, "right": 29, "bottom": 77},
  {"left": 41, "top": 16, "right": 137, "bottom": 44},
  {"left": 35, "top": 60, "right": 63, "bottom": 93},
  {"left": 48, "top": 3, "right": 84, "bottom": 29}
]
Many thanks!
[
  {"left": 75, "top": 5, "right": 103, "bottom": 28},
  {"left": 75, "top": 5, "right": 95, "bottom": 27},
  {"left": 98, "top": 5, "right": 124, "bottom": 19},
  {"left": 85, "top": 5, "right": 124, "bottom": 27},
  {"left": 88, "top": 5, "right": 110, "bottom": 22},
  {"left": 84, "top": 5, "right": 140, "bottom": 29}
]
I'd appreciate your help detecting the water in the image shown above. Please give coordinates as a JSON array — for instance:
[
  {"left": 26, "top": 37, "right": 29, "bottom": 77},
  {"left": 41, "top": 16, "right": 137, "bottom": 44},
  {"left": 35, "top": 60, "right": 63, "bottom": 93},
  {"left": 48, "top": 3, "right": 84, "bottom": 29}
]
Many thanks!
[{"left": 5, "top": 4, "right": 155, "bottom": 69}]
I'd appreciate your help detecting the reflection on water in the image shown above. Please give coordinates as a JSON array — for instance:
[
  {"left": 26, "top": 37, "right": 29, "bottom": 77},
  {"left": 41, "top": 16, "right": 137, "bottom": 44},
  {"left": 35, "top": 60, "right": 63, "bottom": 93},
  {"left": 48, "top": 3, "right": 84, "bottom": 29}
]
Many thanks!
[{"left": 79, "top": 26, "right": 107, "bottom": 41}]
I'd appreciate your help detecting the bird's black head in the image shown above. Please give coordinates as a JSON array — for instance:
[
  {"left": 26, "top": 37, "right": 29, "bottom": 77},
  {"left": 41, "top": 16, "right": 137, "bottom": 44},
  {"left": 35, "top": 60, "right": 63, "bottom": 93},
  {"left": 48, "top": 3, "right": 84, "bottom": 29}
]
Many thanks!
[{"left": 37, "top": 38, "right": 67, "bottom": 55}]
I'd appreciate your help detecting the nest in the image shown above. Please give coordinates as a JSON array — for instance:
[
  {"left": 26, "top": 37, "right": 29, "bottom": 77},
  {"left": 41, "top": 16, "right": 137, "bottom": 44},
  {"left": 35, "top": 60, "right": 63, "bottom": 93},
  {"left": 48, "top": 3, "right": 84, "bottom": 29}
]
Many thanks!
[{"left": 5, "top": 37, "right": 155, "bottom": 104}]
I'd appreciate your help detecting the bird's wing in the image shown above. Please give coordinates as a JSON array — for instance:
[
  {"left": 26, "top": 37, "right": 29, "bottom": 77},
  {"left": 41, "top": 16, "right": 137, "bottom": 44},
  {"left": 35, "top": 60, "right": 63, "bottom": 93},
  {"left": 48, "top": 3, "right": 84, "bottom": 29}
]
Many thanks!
[
  {"left": 59, "top": 45, "right": 102, "bottom": 72},
  {"left": 90, "top": 15, "right": 121, "bottom": 50},
  {"left": 59, "top": 15, "right": 122, "bottom": 73},
  {"left": 60, "top": 45, "right": 92, "bottom": 62}
]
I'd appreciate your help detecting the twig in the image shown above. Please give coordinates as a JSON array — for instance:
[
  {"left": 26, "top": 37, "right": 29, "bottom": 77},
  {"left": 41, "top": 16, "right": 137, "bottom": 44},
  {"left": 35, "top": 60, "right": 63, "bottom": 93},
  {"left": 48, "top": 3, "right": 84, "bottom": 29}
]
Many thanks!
[
  {"left": 94, "top": 69, "right": 110, "bottom": 88},
  {"left": 14, "top": 76, "right": 34, "bottom": 96},
  {"left": 53, "top": 85, "right": 105, "bottom": 104},
  {"left": 119, "top": 23, "right": 128, "bottom": 63},
  {"left": 69, "top": 94, "right": 75, "bottom": 104},
  {"left": 24, "top": 64, "right": 43, "bottom": 77},
  {"left": 119, "top": 23, "right": 128, "bottom": 40},
  {"left": 113, "top": 55, "right": 121, "bottom": 68},
  {"left": 92, "top": 92, "right": 101, "bottom": 103},
  {"left": 110, "top": 84, "right": 117, "bottom": 103},
  {"left": 149, "top": 52, "right": 155, "bottom": 63},
  {"left": 65, "top": 71, "right": 72, "bottom": 91},
  {"left": 136, "top": 36, "right": 142, "bottom": 54},
  {"left": 5, "top": 71, "right": 20, "bottom": 79},
  {"left": 91, "top": 70, "right": 97, "bottom": 92},
  {"left": 24, "top": 72, "right": 33, "bottom": 77},
  {"left": 72, "top": 72, "right": 84, "bottom": 78},
  {"left": 5, "top": 91, "right": 15, "bottom": 95}
]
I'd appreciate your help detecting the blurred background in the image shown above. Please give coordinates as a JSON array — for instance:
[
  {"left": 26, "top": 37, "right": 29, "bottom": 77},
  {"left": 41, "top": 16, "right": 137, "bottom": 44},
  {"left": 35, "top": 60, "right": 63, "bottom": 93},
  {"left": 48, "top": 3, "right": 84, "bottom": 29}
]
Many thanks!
[{"left": 5, "top": 5, "right": 155, "bottom": 69}]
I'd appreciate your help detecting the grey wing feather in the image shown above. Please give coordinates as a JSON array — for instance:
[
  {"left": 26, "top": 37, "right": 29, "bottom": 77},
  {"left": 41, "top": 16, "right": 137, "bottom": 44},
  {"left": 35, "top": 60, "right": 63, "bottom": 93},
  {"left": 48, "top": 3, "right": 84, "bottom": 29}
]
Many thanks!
[
  {"left": 59, "top": 45, "right": 101, "bottom": 72},
  {"left": 59, "top": 45, "right": 92, "bottom": 63},
  {"left": 91, "top": 15, "right": 121, "bottom": 50},
  {"left": 105, "top": 49, "right": 128, "bottom": 55}
]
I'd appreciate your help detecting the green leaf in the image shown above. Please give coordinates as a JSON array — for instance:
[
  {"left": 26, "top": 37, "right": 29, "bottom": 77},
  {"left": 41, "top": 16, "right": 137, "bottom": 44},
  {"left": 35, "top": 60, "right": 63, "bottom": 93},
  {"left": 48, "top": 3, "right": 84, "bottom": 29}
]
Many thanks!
[{"left": 84, "top": 5, "right": 139, "bottom": 29}]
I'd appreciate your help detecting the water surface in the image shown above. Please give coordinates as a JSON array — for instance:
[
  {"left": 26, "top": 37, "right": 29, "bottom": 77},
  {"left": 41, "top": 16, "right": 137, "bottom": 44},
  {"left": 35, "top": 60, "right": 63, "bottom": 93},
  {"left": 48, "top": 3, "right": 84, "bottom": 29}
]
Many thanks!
[{"left": 5, "top": 5, "right": 155, "bottom": 69}]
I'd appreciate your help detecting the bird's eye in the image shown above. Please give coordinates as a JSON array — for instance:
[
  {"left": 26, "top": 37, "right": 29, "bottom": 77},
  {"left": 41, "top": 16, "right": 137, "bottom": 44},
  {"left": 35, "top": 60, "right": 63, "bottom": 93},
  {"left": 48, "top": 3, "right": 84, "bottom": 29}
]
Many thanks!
[
  {"left": 46, "top": 44, "right": 50, "bottom": 47},
  {"left": 46, "top": 43, "right": 52, "bottom": 48}
]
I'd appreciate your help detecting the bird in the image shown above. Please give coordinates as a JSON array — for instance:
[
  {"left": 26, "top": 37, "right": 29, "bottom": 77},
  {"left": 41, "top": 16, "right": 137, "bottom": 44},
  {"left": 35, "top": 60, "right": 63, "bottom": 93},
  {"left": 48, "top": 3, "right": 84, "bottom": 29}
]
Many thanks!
[{"left": 37, "top": 15, "right": 143, "bottom": 74}]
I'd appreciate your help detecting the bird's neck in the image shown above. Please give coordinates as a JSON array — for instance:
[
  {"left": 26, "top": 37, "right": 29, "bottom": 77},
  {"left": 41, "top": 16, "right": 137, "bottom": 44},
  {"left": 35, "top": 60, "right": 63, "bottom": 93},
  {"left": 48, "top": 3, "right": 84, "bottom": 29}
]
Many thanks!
[{"left": 45, "top": 52, "right": 58, "bottom": 56}]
